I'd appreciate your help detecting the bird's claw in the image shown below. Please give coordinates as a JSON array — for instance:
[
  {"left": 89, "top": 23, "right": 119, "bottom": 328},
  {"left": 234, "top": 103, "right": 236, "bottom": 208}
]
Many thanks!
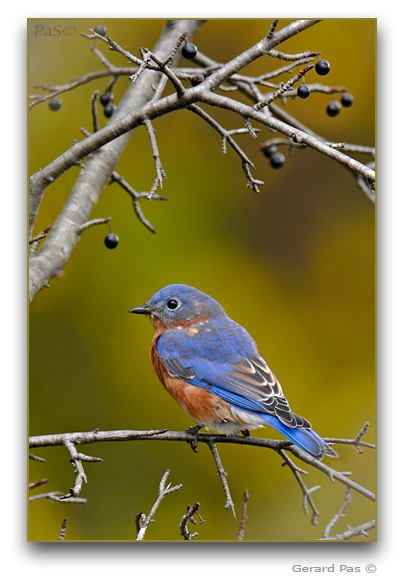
[{"left": 186, "top": 425, "right": 202, "bottom": 453}]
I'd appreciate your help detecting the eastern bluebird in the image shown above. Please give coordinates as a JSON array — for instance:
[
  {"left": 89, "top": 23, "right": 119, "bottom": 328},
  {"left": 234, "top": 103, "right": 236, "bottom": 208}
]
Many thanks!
[{"left": 130, "top": 284, "right": 337, "bottom": 460}]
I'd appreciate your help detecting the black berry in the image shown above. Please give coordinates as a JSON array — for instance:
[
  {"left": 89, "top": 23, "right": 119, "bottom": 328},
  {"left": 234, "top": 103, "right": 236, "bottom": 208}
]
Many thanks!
[
  {"left": 191, "top": 74, "right": 204, "bottom": 87},
  {"left": 341, "top": 93, "right": 354, "bottom": 108},
  {"left": 315, "top": 59, "right": 330, "bottom": 76},
  {"left": 94, "top": 25, "right": 107, "bottom": 37},
  {"left": 326, "top": 101, "right": 341, "bottom": 117},
  {"left": 104, "top": 233, "right": 119, "bottom": 249},
  {"left": 104, "top": 103, "right": 116, "bottom": 118},
  {"left": 182, "top": 43, "right": 197, "bottom": 59},
  {"left": 263, "top": 144, "right": 277, "bottom": 159},
  {"left": 297, "top": 84, "right": 310, "bottom": 99},
  {"left": 49, "top": 97, "right": 62, "bottom": 111},
  {"left": 100, "top": 92, "right": 113, "bottom": 106},
  {"left": 270, "top": 152, "right": 285, "bottom": 169}
]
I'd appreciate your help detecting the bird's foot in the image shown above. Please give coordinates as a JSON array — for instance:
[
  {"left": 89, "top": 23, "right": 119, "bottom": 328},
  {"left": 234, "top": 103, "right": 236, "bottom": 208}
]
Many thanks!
[
  {"left": 186, "top": 425, "right": 202, "bottom": 453},
  {"left": 240, "top": 429, "right": 250, "bottom": 438}
]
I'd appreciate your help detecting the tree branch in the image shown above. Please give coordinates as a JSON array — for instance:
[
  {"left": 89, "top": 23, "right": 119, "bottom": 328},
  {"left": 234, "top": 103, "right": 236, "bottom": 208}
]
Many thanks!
[
  {"left": 29, "top": 18, "right": 375, "bottom": 306},
  {"left": 29, "top": 426, "right": 375, "bottom": 503},
  {"left": 29, "top": 19, "right": 205, "bottom": 302}
]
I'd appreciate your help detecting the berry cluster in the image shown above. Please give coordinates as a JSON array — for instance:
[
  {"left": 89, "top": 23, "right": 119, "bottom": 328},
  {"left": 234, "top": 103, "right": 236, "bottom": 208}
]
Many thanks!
[
  {"left": 296, "top": 59, "right": 331, "bottom": 101},
  {"left": 326, "top": 93, "right": 354, "bottom": 117},
  {"left": 295, "top": 58, "right": 354, "bottom": 118},
  {"left": 262, "top": 144, "right": 285, "bottom": 170},
  {"left": 260, "top": 57, "right": 356, "bottom": 169},
  {"left": 100, "top": 91, "right": 116, "bottom": 118}
]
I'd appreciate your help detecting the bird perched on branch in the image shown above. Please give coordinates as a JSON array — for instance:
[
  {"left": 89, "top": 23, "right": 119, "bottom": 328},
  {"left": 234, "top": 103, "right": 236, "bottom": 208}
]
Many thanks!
[{"left": 130, "top": 283, "right": 337, "bottom": 460}]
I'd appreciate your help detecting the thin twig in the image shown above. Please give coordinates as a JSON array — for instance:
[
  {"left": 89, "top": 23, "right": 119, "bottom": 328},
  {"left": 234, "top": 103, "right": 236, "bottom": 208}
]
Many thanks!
[
  {"left": 237, "top": 488, "right": 249, "bottom": 540},
  {"left": 242, "top": 161, "right": 264, "bottom": 192},
  {"left": 206, "top": 440, "right": 236, "bottom": 517},
  {"left": 267, "top": 20, "right": 280, "bottom": 38},
  {"left": 29, "top": 478, "right": 49, "bottom": 489},
  {"left": 29, "top": 225, "right": 52, "bottom": 245},
  {"left": 254, "top": 63, "right": 314, "bottom": 109},
  {"left": 29, "top": 491, "right": 87, "bottom": 504},
  {"left": 325, "top": 421, "right": 375, "bottom": 454},
  {"left": 320, "top": 519, "right": 375, "bottom": 541},
  {"left": 76, "top": 217, "right": 111, "bottom": 235},
  {"left": 91, "top": 90, "right": 100, "bottom": 133},
  {"left": 80, "top": 29, "right": 144, "bottom": 67},
  {"left": 179, "top": 502, "right": 202, "bottom": 540},
  {"left": 188, "top": 103, "right": 255, "bottom": 167},
  {"left": 322, "top": 486, "right": 353, "bottom": 539},
  {"left": 144, "top": 119, "right": 167, "bottom": 198},
  {"left": 109, "top": 171, "right": 168, "bottom": 233},
  {"left": 59, "top": 439, "right": 103, "bottom": 499},
  {"left": 59, "top": 517, "right": 68, "bottom": 541},
  {"left": 29, "top": 453, "right": 45, "bottom": 462},
  {"left": 279, "top": 449, "right": 321, "bottom": 525},
  {"left": 136, "top": 469, "right": 183, "bottom": 541}
]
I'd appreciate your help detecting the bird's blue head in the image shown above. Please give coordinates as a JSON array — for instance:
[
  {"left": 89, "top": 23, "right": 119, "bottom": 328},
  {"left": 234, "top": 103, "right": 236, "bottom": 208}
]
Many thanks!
[{"left": 130, "top": 284, "right": 226, "bottom": 325}]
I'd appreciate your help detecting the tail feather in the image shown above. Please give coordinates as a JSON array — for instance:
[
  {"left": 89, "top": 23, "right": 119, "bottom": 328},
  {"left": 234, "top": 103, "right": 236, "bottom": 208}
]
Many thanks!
[{"left": 260, "top": 413, "right": 337, "bottom": 459}]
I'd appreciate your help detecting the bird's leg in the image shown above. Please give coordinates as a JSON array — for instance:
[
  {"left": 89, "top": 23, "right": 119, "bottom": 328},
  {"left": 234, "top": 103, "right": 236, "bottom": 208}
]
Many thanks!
[
  {"left": 240, "top": 429, "right": 250, "bottom": 438},
  {"left": 186, "top": 424, "right": 203, "bottom": 453}
]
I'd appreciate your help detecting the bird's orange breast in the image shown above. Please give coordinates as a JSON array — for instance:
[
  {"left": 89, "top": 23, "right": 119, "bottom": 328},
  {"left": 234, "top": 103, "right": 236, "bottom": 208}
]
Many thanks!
[{"left": 150, "top": 334, "right": 233, "bottom": 426}]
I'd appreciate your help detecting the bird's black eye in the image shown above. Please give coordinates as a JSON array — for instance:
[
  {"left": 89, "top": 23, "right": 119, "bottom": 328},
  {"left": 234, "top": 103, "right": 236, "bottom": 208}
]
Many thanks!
[{"left": 166, "top": 299, "right": 180, "bottom": 310}]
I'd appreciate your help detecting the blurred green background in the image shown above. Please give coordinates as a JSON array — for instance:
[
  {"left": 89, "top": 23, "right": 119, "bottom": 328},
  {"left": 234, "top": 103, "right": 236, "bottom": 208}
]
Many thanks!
[{"left": 28, "top": 18, "right": 375, "bottom": 542}]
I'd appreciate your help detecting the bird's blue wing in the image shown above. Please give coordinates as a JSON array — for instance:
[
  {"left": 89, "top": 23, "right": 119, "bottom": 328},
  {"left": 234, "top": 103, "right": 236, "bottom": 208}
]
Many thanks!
[{"left": 156, "top": 317, "right": 308, "bottom": 428}]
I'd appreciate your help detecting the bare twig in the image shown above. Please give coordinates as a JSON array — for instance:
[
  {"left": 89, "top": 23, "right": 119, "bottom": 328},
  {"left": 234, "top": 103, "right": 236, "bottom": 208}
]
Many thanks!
[
  {"left": 325, "top": 421, "right": 375, "bottom": 454},
  {"left": 29, "top": 478, "right": 49, "bottom": 489},
  {"left": 188, "top": 103, "right": 254, "bottom": 165},
  {"left": 320, "top": 519, "right": 375, "bottom": 541},
  {"left": 29, "top": 453, "right": 45, "bottom": 462},
  {"left": 109, "top": 171, "right": 168, "bottom": 233},
  {"left": 237, "top": 488, "right": 249, "bottom": 540},
  {"left": 29, "top": 491, "right": 87, "bottom": 504},
  {"left": 143, "top": 48, "right": 186, "bottom": 97},
  {"left": 59, "top": 438, "right": 103, "bottom": 499},
  {"left": 91, "top": 90, "right": 100, "bottom": 133},
  {"left": 179, "top": 502, "right": 202, "bottom": 540},
  {"left": 143, "top": 119, "right": 167, "bottom": 198},
  {"left": 242, "top": 161, "right": 264, "bottom": 192},
  {"left": 76, "top": 217, "right": 111, "bottom": 235},
  {"left": 279, "top": 449, "right": 321, "bottom": 525},
  {"left": 206, "top": 440, "right": 236, "bottom": 517},
  {"left": 320, "top": 484, "right": 375, "bottom": 541},
  {"left": 59, "top": 517, "right": 68, "bottom": 541},
  {"left": 322, "top": 486, "right": 353, "bottom": 539},
  {"left": 29, "top": 225, "right": 52, "bottom": 245},
  {"left": 254, "top": 63, "right": 314, "bottom": 109},
  {"left": 81, "top": 29, "right": 144, "bottom": 67},
  {"left": 136, "top": 469, "right": 183, "bottom": 541}
]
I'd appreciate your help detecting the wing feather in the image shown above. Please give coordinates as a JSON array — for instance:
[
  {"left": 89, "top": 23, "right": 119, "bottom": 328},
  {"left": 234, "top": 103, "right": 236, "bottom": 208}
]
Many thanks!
[{"left": 156, "top": 319, "right": 311, "bottom": 429}]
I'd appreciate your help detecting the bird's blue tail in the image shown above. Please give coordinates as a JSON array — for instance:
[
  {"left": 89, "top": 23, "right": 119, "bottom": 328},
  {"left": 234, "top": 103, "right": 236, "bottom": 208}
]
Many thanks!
[{"left": 259, "top": 413, "right": 337, "bottom": 459}]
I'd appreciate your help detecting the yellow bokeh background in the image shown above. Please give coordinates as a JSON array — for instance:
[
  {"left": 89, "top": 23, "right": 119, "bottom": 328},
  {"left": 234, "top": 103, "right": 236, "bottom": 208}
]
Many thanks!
[{"left": 28, "top": 18, "right": 375, "bottom": 542}]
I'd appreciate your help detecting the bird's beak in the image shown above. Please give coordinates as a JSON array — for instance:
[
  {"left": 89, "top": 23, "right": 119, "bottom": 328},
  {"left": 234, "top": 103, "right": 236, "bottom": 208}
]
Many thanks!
[{"left": 129, "top": 304, "right": 152, "bottom": 315}]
